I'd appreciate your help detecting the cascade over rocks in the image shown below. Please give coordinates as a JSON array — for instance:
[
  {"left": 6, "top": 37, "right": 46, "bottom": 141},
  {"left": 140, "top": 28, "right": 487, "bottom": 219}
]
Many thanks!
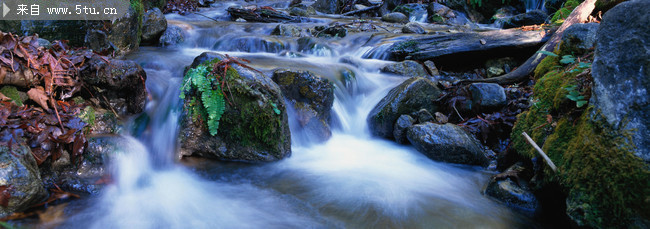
[
  {"left": 590, "top": 0, "right": 650, "bottom": 163},
  {"left": 272, "top": 69, "right": 334, "bottom": 143},
  {"left": 178, "top": 52, "right": 291, "bottom": 162},
  {"left": 406, "top": 123, "right": 489, "bottom": 166},
  {"left": 367, "top": 77, "right": 442, "bottom": 139},
  {"left": 393, "top": 4, "right": 428, "bottom": 22}
]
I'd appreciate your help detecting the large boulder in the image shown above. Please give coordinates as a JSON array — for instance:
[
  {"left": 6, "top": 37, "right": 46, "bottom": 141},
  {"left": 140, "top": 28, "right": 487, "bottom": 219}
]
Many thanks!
[
  {"left": 107, "top": 6, "right": 142, "bottom": 55},
  {"left": 406, "top": 123, "right": 489, "bottom": 166},
  {"left": 367, "top": 77, "right": 442, "bottom": 139},
  {"left": 560, "top": 23, "right": 599, "bottom": 55},
  {"left": 141, "top": 8, "right": 167, "bottom": 44},
  {"left": 0, "top": 143, "right": 48, "bottom": 217},
  {"left": 380, "top": 60, "right": 429, "bottom": 77},
  {"left": 590, "top": 0, "right": 650, "bottom": 164},
  {"left": 271, "top": 24, "right": 303, "bottom": 37},
  {"left": 80, "top": 56, "right": 148, "bottom": 116},
  {"left": 402, "top": 22, "right": 426, "bottom": 34},
  {"left": 272, "top": 69, "right": 334, "bottom": 143},
  {"left": 178, "top": 52, "right": 291, "bottom": 162},
  {"left": 427, "top": 2, "right": 461, "bottom": 24}
]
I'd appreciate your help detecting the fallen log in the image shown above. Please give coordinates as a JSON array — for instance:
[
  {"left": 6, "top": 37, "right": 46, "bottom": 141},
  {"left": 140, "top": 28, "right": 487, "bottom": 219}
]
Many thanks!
[
  {"left": 387, "top": 28, "right": 550, "bottom": 61},
  {"left": 459, "top": 0, "right": 597, "bottom": 85}
]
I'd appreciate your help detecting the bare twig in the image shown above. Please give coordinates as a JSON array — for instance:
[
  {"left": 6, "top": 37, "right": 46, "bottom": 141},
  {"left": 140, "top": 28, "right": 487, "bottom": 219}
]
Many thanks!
[{"left": 522, "top": 132, "right": 558, "bottom": 172}]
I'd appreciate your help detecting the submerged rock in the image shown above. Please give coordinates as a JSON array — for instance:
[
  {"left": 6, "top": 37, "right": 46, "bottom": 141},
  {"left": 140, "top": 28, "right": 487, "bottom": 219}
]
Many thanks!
[
  {"left": 484, "top": 163, "right": 538, "bottom": 211},
  {"left": 272, "top": 69, "right": 334, "bottom": 143},
  {"left": 271, "top": 24, "right": 303, "bottom": 37},
  {"left": 178, "top": 52, "right": 291, "bottom": 162},
  {"left": 382, "top": 12, "right": 409, "bottom": 23},
  {"left": 406, "top": 123, "right": 489, "bottom": 166},
  {"left": 393, "top": 3, "right": 428, "bottom": 22},
  {"left": 159, "top": 24, "right": 186, "bottom": 46},
  {"left": 380, "top": 60, "right": 429, "bottom": 77},
  {"left": 141, "top": 7, "right": 167, "bottom": 44},
  {"left": 0, "top": 143, "right": 48, "bottom": 217},
  {"left": 591, "top": 0, "right": 650, "bottom": 164},
  {"left": 368, "top": 77, "right": 442, "bottom": 139},
  {"left": 402, "top": 22, "right": 426, "bottom": 34}
]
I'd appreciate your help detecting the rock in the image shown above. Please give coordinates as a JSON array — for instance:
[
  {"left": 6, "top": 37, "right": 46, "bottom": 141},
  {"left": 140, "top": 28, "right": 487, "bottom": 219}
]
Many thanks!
[
  {"left": 393, "top": 114, "right": 415, "bottom": 144},
  {"left": 469, "top": 83, "right": 507, "bottom": 111},
  {"left": 380, "top": 0, "right": 405, "bottom": 15},
  {"left": 313, "top": 25, "right": 347, "bottom": 38},
  {"left": 297, "top": 37, "right": 333, "bottom": 56},
  {"left": 427, "top": 2, "right": 458, "bottom": 23},
  {"left": 491, "top": 6, "right": 518, "bottom": 22},
  {"left": 501, "top": 10, "right": 547, "bottom": 29},
  {"left": 178, "top": 52, "right": 291, "bottom": 162},
  {"left": 415, "top": 109, "right": 434, "bottom": 123},
  {"left": 434, "top": 112, "right": 448, "bottom": 124},
  {"left": 484, "top": 163, "right": 538, "bottom": 211},
  {"left": 197, "top": 0, "right": 215, "bottom": 7},
  {"left": 141, "top": 8, "right": 167, "bottom": 44},
  {"left": 0, "top": 143, "right": 48, "bottom": 217},
  {"left": 380, "top": 60, "right": 429, "bottom": 77},
  {"left": 272, "top": 69, "right": 334, "bottom": 143},
  {"left": 288, "top": 5, "right": 317, "bottom": 16},
  {"left": 271, "top": 24, "right": 303, "bottom": 37},
  {"left": 591, "top": 0, "right": 650, "bottom": 163},
  {"left": 560, "top": 23, "right": 599, "bottom": 55},
  {"left": 108, "top": 6, "right": 142, "bottom": 55},
  {"left": 80, "top": 57, "right": 148, "bottom": 115},
  {"left": 85, "top": 29, "right": 113, "bottom": 53},
  {"left": 367, "top": 77, "right": 442, "bottom": 139},
  {"left": 0, "top": 86, "right": 28, "bottom": 106},
  {"left": 312, "top": 0, "right": 344, "bottom": 14},
  {"left": 393, "top": 3, "right": 428, "bottom": 22},
  {"left": 406, "top": 123, "right": 489, "bottom": 166},
  {"left": 159, "top": 24, "right": 186, "bottom": 46},
  {"left": 381, "top": 12, "right": 409, "bottom": 23},
  {"left": 214, "top": 36, "right": 286, "bottom": 53},
  {"left": 423, "top": 60, "right": 440, "bottom": 76},
  {"left": 37, "top": 38, "right": 51, "bottom": 49},
  {"left": 485, "top": 57, "right": 517, "bottom": 78},
  {"left": 402, "top": 22, "right": 426, "bottom": 34}
]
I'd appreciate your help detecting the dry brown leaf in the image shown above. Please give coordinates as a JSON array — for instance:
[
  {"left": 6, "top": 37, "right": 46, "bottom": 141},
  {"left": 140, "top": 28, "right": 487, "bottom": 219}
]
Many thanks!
[
  {"left": 0, "top": 185, "right": 12, "bottom": 208},
  {"left": 27, "top": 87, "right": 50, "bottom": 110},
  {"left": 38, "top": 203, "right": 68, "bottom": 225}
]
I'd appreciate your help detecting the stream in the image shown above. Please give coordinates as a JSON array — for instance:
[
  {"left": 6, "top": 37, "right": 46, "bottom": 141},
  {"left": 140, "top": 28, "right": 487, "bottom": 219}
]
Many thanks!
[{"left": 55, "top": 1, "right": 539, "bottom": 228}]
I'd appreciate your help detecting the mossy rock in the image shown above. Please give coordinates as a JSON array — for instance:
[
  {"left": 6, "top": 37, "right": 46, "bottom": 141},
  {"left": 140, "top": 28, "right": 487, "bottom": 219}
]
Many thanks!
[
  {"left": 510, "top": 45, "right": 650, "bottom": 228},
  {"left": 178, "top": 52, "right": 291, "bottom": 162},
  {"left": 0, "top": 86, "right": 27, "bottom": 106}
]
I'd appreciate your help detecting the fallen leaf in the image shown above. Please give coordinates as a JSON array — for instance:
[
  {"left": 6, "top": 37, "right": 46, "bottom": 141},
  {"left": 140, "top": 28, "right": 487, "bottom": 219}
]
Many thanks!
[
  {"left": 0, "top": 92, "right": 10, "bottom": 102},
  {"left": 0, "top": 185, "right": 12, "bottom": 207},
  {"left": 38, "top": 203, "right": 67, "bottom": 225},
  {"left": 27, "top": 87, "right": 49, "bottom": 110}
]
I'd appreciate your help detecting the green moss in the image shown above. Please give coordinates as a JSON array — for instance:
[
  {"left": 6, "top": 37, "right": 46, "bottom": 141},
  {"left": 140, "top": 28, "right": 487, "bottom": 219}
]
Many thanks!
[
  {"left": 511, "top": 44, "right": 649, "bottom": 227},
  {"left": 551, "top": 0, "right": 583, "bottom": 24},
  {"left": 78, "top": 106, "right": 96, "bottom": 128},
  {"left": 130, "top": 0, "right": 144, "bottom": 43},
  {"left": 0, "top": 86, "right": 24, "bottom": 106},
  {"left": 534, "top": 55, "right": 560, "bottom": 80}
]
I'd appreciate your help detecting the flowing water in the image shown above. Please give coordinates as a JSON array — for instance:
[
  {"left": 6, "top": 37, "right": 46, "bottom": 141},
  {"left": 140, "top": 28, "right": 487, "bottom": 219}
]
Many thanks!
[{"left": 57, "top": 1, "right": 538, "bottom": 228}]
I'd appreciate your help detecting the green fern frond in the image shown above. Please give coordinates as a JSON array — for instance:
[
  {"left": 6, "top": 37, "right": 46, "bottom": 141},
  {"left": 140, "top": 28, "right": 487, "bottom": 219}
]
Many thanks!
[{"left": 180, "top": 64, "right": 226, "bottom": 136}]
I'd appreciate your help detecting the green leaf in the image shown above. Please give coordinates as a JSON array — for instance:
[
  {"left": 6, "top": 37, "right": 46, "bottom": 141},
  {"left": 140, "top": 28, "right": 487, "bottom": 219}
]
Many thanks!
[
  {"left": 577, "top": 62, "right": 591, "bottom": 69},
  {"left": 537, "top": 50, "right": 559, "bottom": 57},
  {"left": 271, "top": 102, "right": 281, "bottom": 115},
  {"left": 560, "top": 55, "right": 576, "bottom": 64},
  {"left": 576, "top": 100, "right": 588, "bottom": 107}
]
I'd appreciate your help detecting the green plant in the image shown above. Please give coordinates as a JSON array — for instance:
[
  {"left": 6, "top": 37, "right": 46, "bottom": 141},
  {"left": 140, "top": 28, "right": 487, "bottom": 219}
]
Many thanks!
[
  {"left": 180, "top": 64, "right": 226, "bottom": 136},
  {"left": 565, "top": 85, "right": 587, "bottom": 107},
  {"left": 560, "top": 55, "right": 576, "bottom": 64}
]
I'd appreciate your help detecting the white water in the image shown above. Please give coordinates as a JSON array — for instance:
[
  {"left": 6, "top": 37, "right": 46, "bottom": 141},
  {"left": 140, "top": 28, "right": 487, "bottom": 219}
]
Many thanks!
[{"left": 59, "top": 2, "right": 536, "bottom": 228}]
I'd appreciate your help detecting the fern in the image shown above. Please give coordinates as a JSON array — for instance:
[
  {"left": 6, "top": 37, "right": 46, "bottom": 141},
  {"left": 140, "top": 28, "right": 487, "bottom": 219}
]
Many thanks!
[{"left": 180, "top": 64, "right": 226, "bottom": 136}]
